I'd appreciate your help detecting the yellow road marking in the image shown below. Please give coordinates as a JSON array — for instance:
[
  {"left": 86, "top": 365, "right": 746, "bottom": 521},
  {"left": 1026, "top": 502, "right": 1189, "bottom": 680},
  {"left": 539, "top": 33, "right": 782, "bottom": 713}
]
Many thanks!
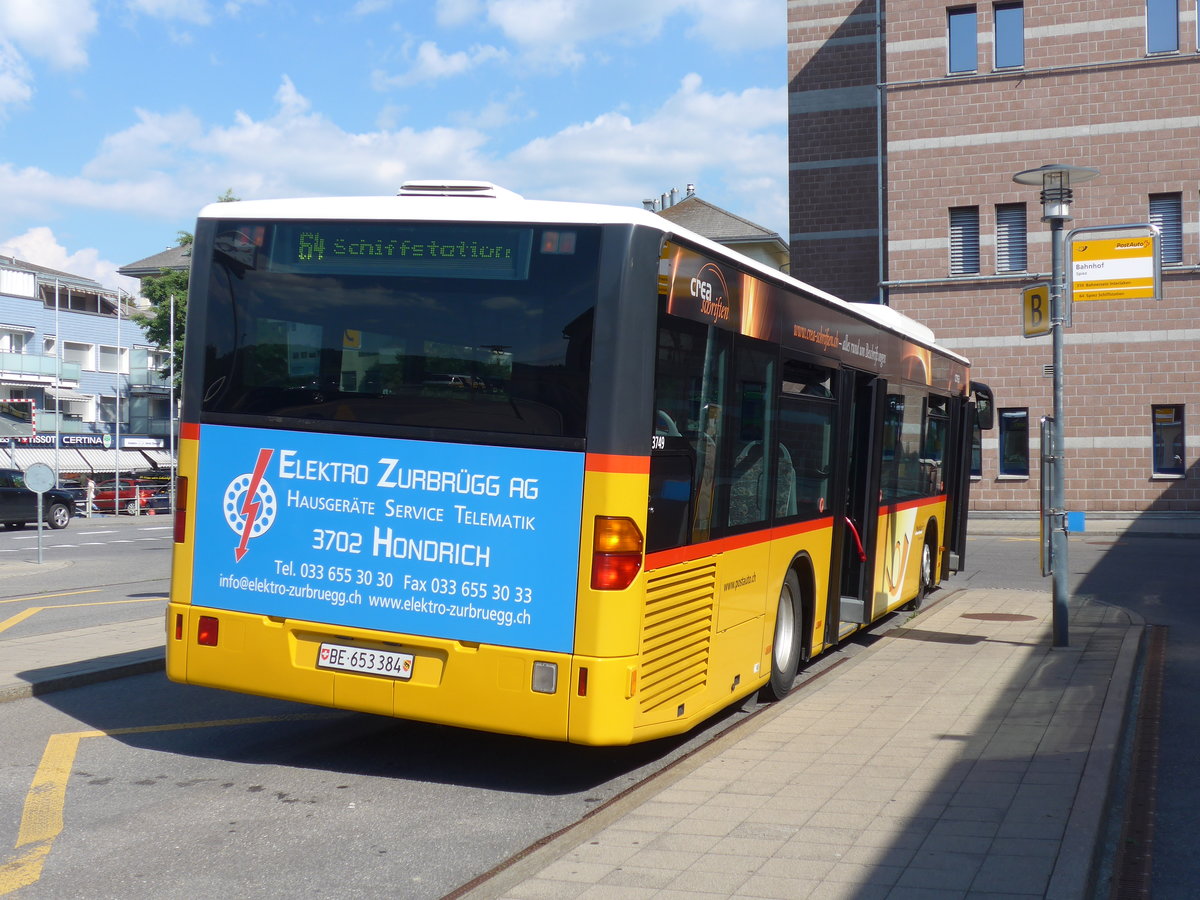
[
  {"left": 0, "top": 590, "right": 102, "bottom": 606},
  {"left": 0, "top": 598, "right": 165, "bottom": 635},
  {"left": 0, "top": 595, "right": 166, "bottom": 638},
  {"left": 0, "top": 713, "right": 339, "bottom": 896}
]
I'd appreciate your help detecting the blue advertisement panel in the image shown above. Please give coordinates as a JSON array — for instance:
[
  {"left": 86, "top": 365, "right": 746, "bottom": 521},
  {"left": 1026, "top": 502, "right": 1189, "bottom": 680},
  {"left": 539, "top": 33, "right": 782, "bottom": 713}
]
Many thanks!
[{"left": 192, "top": 424, "right": 585, "bottom": 653}]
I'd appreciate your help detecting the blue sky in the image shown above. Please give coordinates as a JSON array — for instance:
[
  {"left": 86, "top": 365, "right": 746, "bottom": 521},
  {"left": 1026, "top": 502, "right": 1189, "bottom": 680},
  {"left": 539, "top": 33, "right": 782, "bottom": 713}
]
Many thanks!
[{"left": 0, "top": 0, "right": 786, "bottom": 293}]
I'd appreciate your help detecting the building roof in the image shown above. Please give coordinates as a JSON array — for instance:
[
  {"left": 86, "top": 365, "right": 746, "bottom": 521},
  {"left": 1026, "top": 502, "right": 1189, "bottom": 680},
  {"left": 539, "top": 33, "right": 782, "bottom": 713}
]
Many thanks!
[
  {"left": 655, "top": 195, "right": 786, "bottom": 249},
  {"left": 0, "top": 255, "right": 109, "bottom": 293},
  {"left": 117, "top": 244, "right": 192, "bottom": 279}
]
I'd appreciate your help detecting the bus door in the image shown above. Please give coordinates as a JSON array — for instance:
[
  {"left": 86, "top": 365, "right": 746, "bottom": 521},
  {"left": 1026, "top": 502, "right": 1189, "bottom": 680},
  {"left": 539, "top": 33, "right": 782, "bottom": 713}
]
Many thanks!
[
  {"left": 944, "top": 381, "right": 993, "bottom": 572},
  {"left": 830, "top": 370, "right": 885, "bottom": 633},
  {"left": 944, "top": 393, "right": 972, "bottom": 574}
]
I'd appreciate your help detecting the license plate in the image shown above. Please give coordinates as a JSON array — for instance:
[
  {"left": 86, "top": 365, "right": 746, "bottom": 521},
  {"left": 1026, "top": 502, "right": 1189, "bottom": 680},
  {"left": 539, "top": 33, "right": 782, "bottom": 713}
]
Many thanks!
[{"left": 316, "top": 642, "right": 414, "bottom": 680}]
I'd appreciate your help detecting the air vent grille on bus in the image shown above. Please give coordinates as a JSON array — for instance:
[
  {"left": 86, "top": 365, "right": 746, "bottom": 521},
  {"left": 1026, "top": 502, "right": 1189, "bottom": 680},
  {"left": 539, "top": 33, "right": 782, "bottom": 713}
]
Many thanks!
[
  {"left": 638, "top": 562, "right": 715, "bottom": 713},
  {"left": 396, "top": 180, "right": 523, "bottom": 200}
]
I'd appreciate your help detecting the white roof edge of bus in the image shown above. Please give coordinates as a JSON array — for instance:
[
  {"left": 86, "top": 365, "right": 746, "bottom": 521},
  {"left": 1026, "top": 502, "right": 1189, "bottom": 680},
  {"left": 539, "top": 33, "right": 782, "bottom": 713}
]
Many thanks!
[{"left": 197, "top": 191, "right": 968, "bottom": 365}]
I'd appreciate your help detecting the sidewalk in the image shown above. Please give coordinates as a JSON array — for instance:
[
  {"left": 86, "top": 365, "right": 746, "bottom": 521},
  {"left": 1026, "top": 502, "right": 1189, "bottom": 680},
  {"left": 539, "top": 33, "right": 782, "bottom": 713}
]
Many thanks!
[
  {"left": 464, "top": 589, "right": 1143, "bottom": 900},
  {"left": 0, "top": 555, "right": 163, "bottom": 700},
  {"left": 1, "top": 580, "right": 1143, "bottom": 899}
]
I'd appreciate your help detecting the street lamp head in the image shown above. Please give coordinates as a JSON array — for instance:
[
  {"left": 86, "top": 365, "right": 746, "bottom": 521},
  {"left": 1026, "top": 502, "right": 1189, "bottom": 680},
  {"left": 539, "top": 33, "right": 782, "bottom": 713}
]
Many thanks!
[{"left": 1013, "top": 164, "right": 1099, "bottom": 222}]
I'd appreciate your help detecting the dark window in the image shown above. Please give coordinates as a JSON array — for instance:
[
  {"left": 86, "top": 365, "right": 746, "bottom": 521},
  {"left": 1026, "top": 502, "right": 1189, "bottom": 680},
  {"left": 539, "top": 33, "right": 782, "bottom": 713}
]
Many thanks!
[
  {"left": 1150, "top": 193, "right": 1183, "bottom": 264},
  {"left": 649, "top": 316, "right": 730, "bottom": 551},
  {"left": 950, "top": 206, "right": 981, "bottom": 275},
  {"left": 998, "top": 408, "right": 1030, "bottom": 477},
  {"left": 994, "top": 2, "right": 1024, "bottom": 68},
  {"left": 197, "top": 221, "right": 599, "bottom": 439},
  {"left": 995, "top": 203, "right": 1027, "bottom": 272},
  {"left": 948, "top": 6, "right": 979, "bottom": 73},
  {"left": 1152, "top": 404, "right": 1185, "bottom": 475},
  {"left": 1147, "top": 0, "right": 1179, "bottom": 53},
  {"left": 776, "top": 361, "right": 836, "bottom": 524},
  {"left": 724, "top": 341, "right": 778, "bottom": 532}
]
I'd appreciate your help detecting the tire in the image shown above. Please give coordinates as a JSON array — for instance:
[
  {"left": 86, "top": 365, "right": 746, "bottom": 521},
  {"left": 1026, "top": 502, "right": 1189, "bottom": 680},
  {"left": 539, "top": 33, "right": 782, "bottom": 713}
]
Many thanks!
[
  {"left": 47, "top": 503, "right": 71, "bottom": 530},
  {"left": 759, "top": 570, "right": 803, "bottom": 702},
  {"left": 123, "top": 499, "right": 139, "bottom": 516},
  {"left": 904, "top": 538, "right": 937, "bottom": 611}
]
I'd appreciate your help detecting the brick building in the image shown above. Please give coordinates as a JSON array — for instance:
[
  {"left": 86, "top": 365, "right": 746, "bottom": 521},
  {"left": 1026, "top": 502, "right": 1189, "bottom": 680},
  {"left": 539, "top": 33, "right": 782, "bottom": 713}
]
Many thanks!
[{"left": 788, "top": 0, "right": 1199, "bottom": 520}]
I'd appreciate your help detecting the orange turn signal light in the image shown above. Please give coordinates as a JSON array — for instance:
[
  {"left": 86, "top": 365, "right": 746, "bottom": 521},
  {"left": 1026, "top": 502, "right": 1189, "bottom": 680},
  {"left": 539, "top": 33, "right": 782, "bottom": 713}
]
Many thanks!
[{"left": 590, "top": 516, "right": 643, "bottom": 590}]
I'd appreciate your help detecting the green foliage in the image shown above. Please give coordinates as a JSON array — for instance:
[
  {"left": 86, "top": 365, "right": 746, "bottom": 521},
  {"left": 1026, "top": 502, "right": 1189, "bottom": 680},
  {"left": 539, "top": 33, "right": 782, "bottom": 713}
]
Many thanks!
[{"left": 130, "top": 267, "right": 187, "bottom": 385}]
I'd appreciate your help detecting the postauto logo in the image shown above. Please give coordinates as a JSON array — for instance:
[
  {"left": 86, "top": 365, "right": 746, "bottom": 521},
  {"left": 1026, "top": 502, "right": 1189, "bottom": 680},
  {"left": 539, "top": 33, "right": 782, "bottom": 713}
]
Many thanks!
[{"left": 223, "top": 448, "right": 278, "bottom": 562}]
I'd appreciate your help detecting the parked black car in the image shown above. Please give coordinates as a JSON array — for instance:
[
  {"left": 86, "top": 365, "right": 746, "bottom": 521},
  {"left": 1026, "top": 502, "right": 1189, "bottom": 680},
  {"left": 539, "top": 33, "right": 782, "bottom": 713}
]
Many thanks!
[{"left": 0, "top": 468, "right": 76, "bottom": 529}]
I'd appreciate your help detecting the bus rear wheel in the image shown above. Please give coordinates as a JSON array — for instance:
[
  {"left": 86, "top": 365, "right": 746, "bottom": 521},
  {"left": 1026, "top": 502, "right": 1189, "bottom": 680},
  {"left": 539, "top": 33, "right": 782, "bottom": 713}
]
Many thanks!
[
  {"left": 760, "top": 570, "right": 802, "bottom": 702},
  {"left": 906, "top": 536, "right": 937, "bottom": 611}
]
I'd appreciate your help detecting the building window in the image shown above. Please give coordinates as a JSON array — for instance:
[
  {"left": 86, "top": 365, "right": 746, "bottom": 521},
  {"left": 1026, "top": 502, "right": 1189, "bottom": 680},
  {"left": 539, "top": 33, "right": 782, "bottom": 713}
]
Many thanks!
[
  {"left": 948, "top": 6, "right": 978, "bottom": 73},
  {"left": 994, "top": 2, "right": 1024, "bottom": 68},
  {"left": 950, "top": 206, "right": 981, "bottom": 275},
  {"left": 1152, "top": 405, "right": 1185, "bottom": 475},
  {"left": 1147, "top": 0, "right": 1179, "bottom": 53},
  {"left": 995, "top": 203, "right": 1027, "bottom": 272},
  {"left": 98, "top": 345, "right": 129, "bottom": 374},
  {"left": 1150, "top": 193, "right": 1183, "bottom": 264},
  {"left": 0, "top": 332, "right": 24, "bottom": 353},
  {"left": 62, "top": 341, "right": 93, "bottom": 369},
  {"left": 998, "top": 408, "right": 1029, "bottom": 476}
]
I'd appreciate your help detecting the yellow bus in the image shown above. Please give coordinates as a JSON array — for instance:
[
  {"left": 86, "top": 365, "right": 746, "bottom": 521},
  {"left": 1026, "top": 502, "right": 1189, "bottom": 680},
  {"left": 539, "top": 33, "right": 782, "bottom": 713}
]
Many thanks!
[{"left": 166, "top": 181, "right": 992, "bottom": 745}]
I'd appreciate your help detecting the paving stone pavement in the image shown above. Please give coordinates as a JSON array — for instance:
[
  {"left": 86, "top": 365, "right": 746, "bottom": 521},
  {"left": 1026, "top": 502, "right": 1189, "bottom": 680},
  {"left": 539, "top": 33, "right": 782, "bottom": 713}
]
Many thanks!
[{"left": 463, "top": 589, "right": 1142, "bottom": 900}]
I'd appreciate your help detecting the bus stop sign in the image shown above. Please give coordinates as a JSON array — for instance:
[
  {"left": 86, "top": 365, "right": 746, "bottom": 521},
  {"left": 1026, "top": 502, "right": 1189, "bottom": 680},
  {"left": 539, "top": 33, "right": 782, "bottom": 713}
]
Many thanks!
[{"left": 1022, "top": 283, "right": 1051, "bottom": 338}]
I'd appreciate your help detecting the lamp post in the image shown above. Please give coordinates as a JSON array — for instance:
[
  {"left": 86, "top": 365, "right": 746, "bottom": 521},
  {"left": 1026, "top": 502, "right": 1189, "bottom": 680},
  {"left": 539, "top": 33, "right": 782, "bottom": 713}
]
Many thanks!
[{"left": 1012, "top": 164, "right": 1099, "bottom": 648}]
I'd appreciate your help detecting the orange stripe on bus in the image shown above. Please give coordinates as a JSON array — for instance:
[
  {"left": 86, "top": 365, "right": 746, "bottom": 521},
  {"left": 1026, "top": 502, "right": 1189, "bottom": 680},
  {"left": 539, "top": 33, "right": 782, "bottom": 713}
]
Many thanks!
[
  {"left": 646, "top": 517, "right": 834, "bottom": 570},
  {"left": 585, "top": 454, "right": 649, "bottom": 474},
  {"left": 180, "top": 422, "right": 200, "bottom": 440},
  {"left": 881, "top": 495, "right": 947, "bottom": 514}
]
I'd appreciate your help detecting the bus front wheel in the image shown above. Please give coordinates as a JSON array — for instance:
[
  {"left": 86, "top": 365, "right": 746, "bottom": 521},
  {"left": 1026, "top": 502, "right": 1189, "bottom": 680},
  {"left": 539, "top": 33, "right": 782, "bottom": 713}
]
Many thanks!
[{"left": 760, "top": 570, "right": 802, "bottom": 702}]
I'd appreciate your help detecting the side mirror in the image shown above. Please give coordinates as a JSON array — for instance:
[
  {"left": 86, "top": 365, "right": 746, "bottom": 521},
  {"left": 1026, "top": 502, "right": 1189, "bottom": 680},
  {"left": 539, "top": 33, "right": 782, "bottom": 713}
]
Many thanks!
[{"left": 972, "top": 381, "right": 994, "bottom": 431}]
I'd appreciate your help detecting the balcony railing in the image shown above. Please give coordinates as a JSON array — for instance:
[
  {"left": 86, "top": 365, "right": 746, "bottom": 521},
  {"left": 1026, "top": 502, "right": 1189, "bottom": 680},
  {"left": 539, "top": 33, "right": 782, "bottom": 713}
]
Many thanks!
[
  {"left": 128, "top": 368, "right": 171, "bottom": 388},
  {"left": 0, "top": 352, "right": 82, "bottom": 382}
]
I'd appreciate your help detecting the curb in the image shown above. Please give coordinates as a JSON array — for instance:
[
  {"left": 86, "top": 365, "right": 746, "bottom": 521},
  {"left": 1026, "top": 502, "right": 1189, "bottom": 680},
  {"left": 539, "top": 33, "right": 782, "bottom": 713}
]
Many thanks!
[{"left": 0, "top": 649, "right": 164, "bottom": 704}]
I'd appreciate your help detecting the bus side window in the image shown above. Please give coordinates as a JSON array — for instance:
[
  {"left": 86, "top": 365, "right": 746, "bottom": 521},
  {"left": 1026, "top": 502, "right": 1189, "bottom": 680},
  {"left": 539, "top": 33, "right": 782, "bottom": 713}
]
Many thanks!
[{"left": 647, "top": 452, "right": 694, "bottom": 552}]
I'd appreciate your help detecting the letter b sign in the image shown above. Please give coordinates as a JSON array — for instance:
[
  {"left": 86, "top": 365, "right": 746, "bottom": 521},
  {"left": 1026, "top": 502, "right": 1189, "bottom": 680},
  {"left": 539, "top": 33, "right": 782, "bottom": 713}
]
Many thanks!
[{"left": 1022, "top": 284, "right": 1051, "bottom": 339}]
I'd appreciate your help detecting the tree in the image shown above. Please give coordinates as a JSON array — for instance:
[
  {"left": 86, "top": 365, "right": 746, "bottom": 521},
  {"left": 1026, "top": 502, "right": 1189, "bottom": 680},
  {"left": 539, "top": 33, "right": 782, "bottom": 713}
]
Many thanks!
[{"left": 131, "top": 190, "right": 239, "bottom": 384}]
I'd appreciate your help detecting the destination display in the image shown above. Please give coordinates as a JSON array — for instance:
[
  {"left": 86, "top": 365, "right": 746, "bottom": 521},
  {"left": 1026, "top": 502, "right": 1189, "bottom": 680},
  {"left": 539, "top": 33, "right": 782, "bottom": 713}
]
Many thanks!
[
  {"left": 192, "top": 423, "right": 585, "bottom": 653},
  {"left": 265, "top": 222, "right": 534, "bottom": 280}
]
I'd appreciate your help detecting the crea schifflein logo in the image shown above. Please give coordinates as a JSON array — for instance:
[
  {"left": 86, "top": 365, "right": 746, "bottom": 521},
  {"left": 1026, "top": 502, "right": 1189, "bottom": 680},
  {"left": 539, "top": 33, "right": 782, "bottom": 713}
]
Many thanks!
[
  {"left": 689, "top": 262, "right": 731, "bottom": 323},
  {"left": 224, "top": 448, "right": 278, "bottom": 562}
]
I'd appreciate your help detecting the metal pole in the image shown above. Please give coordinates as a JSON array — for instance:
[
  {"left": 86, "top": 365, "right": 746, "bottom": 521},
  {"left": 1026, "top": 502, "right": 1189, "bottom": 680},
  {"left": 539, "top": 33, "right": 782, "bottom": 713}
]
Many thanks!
[
  {"left": 169, "top": 293, "right": 176, "bottom": 514},
  {"left": 1049, "top": 216, "right": 1069, "bottom": 647}
]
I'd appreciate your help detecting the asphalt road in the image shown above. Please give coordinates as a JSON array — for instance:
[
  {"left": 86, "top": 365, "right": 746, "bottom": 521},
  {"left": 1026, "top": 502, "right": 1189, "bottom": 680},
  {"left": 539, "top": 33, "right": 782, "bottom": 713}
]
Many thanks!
[{"left": 2, "top": 520, "right": 1195, "bottom": 897}]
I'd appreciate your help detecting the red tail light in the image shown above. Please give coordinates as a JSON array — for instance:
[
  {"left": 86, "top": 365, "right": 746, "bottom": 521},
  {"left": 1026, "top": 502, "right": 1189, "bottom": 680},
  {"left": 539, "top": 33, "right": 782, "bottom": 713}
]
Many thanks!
[
  {"left": 590, "top": 517, "right": 643, "bottom": 591},
  {"left": 197, "top": 615, "right": 219, "bottom": 646},
  {"left": 174, "top": 475, "right": 188, "bottom": 543}
]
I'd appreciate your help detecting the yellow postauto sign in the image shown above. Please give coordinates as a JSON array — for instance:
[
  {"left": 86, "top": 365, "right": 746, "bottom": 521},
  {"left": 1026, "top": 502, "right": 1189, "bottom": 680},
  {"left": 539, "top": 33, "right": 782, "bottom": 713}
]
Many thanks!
[{"left": 1071, "top": 236, "right": 1156, "bottom": 302}]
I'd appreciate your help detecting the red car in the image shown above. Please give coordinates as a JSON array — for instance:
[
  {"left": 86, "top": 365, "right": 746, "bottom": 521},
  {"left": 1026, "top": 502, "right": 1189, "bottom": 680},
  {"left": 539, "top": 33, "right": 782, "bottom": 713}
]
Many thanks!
[{"left": 90, "top": 479, "right": 166, "bottom": 515}]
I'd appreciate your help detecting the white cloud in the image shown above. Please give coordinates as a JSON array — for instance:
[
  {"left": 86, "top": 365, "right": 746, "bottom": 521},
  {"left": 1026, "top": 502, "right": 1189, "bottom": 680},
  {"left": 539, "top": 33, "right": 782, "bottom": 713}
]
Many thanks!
[
  {"left": 500, "top": 74, "right": 787, "bottom": 232},
  {"left": 0, "top": 73, "right": 786, "bottom": 264},
  {"left": 0, "top": 0, "right": 98, "bottom": 69},
  {"left": 0, "top": 40, "right": 33, "bottom": 110},
  {"left": 0, "top": 226, "right": 138, "bottom": 293},
  {"left": 351, "top": 0, "right": 392, "bottom": 15},
  {"left": 476, "top": 0, "right": 781, "bottom": 56},
  {"left": 436, "top": 0, "right": 481, "bottom": 27},
  {"left": 125, "top": 0, "right": 212, "bottom": 24},
  {"left": 373, "top": 41, "right": 508, "bottom": 88},
  {"left": 681, "top": 0, "right": 783, "bottom": 51}
]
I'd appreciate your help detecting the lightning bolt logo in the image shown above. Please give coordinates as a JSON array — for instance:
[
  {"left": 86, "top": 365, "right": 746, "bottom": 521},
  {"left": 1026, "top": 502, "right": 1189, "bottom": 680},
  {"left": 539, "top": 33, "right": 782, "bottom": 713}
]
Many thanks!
[{"left": 223, "top": 448, "right": 277, "bottom": 562}]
